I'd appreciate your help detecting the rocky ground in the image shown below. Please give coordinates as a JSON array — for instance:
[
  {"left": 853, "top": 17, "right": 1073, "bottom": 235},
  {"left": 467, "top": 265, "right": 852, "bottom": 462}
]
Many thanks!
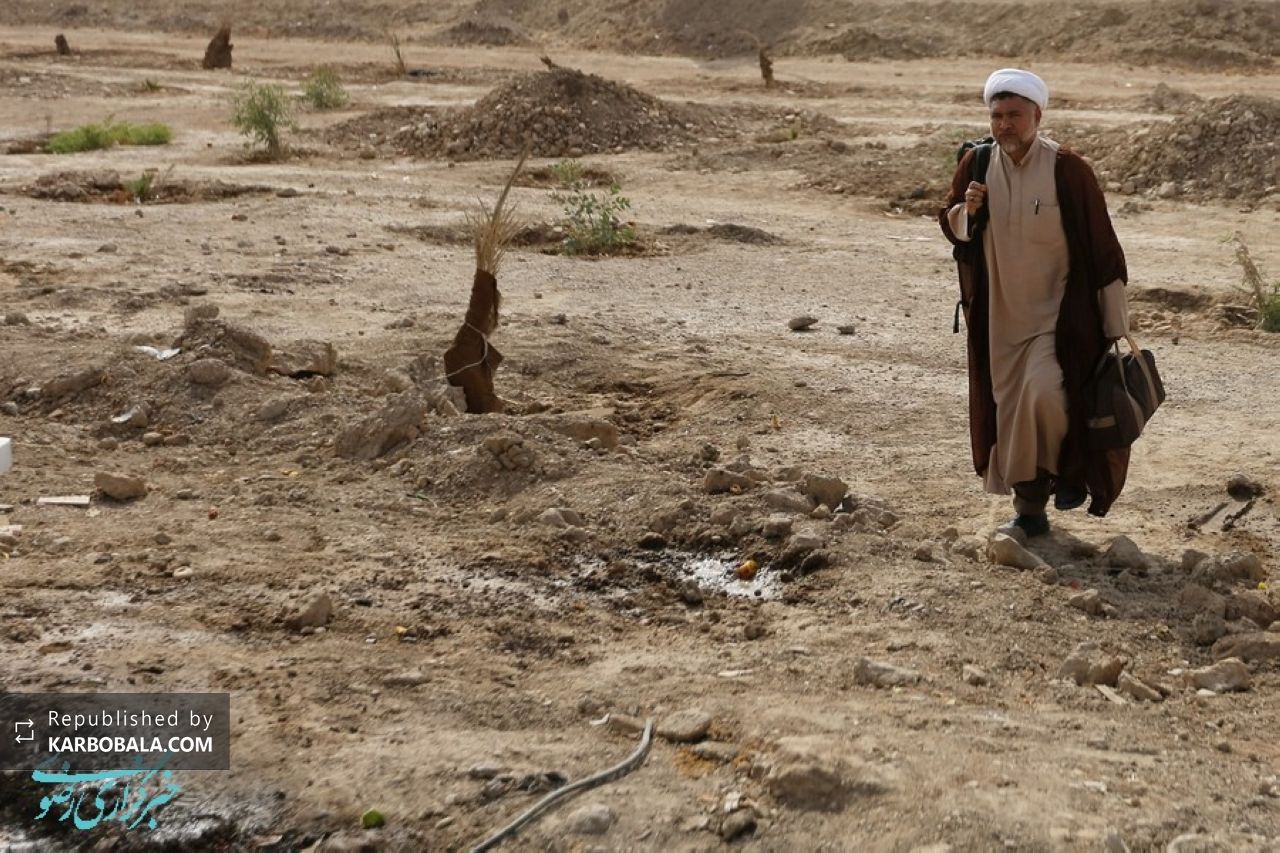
[{"left": 0, "top": 9, "right": 1279, "bottom": 853}]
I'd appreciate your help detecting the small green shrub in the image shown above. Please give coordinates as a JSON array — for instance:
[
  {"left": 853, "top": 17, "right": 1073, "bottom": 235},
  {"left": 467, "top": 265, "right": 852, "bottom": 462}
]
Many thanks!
[
  {"left": 230, "top": 82, "right": 296, "bottom": 158},
  {"left": 301, "top": 66, "right": 349, "bottom": 110},
  {"left": 124, "top": 173, "right": 155, "bottom": 202},
  {"left": 46, "top": 119, "right": 171, "bottom": 154},
  {"left": 551, "top": 164, "right": 635, "bottom": 255},
  {"left": 1233, "top": 233, "right": 1280, "bottom": 333},
  {"left": 1261, "top": 292, "right": 1280, "bottom": 333},
  {"left": 549, "top": 159, "right": 583, "bottom": 186}
]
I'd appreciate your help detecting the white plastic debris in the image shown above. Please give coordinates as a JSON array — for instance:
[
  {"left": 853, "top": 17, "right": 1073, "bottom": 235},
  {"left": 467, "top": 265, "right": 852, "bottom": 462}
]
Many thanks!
[
  {"left": 134, "top": 345, "right": 181, "bottom": 361},
  {"left": 0, "top": 437, "right": 10, "bottom": 476}
]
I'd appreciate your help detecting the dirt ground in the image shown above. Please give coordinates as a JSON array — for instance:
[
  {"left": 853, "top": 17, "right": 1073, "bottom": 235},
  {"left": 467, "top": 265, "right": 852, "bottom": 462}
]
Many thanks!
[{"left": 1, "top": 5, "right": 1279, "bottom": 852}]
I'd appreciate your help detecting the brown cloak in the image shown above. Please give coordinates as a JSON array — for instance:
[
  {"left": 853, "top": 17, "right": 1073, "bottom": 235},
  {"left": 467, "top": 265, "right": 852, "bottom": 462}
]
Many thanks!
[{"left": 939, "top": 147, "right": 1131, "bottom": 517}]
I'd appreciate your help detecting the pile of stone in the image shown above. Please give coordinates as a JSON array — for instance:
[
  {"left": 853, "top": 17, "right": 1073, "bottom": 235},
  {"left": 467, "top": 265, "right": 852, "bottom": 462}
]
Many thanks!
[{"left": 1099, "top": 94, "right": 1280, "bottom": 203}]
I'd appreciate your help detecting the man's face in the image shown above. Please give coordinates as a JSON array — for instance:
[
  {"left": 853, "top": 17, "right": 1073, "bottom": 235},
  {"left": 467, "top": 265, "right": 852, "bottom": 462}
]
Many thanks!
[{"left": 989, "top": 95, "right": 1041, "bottom": 156}]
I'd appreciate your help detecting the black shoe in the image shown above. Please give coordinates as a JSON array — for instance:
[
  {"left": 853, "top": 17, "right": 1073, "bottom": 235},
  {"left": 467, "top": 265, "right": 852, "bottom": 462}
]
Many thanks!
[
  {"left": 1054, "top": 484, "right": 1087, "bottom": 512},
  {"left": 1009, "top": 513, "right": 1050, "bottom": 538}
]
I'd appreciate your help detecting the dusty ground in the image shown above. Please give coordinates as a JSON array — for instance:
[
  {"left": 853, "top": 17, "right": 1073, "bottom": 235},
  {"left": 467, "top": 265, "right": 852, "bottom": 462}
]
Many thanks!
[{"left": 1, "top": 8, "right": 1279, "bottom": 853}]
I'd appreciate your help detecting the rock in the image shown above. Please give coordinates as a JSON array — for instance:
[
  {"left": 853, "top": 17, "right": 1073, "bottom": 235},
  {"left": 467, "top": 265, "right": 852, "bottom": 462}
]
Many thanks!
[
  {"left": 1117, "top": 672, "right": 1163, "bottom": 702},
  {"left": 1068, "top": 589, "right": 1104, "bottom": 616},
  {"left": 988, "top": 533, "right": 1047, "bottom": 571},
  {"left": 94, "top": 471, "right": 147, "bottom": 501},
  {"left": 1058, "top": 642, "right": 1125, "bottom": 686},
  {"left": 605, "top": 713, "right": 645, "bottom": 735},
  {"left": 1186, "top": 658, "right": 1251, "bottom": 692},
  {"left": 537, "top": 508, "right": 568, "bottom": 529},
  {"left": 187, "top": 358, "right": 232, "bottom": 387},
  {"left": 951, "top": 536, "right": 985, "bottom": 560},
  {"left": 1227, "top": 472, "right": 1264, "bottom": 500},
  {"left": 1106, "top": 536, "right": 1147, "bottom": 570},
  {"left": 382, "top": 670, "right": 429, "bottom": 687},
  {"left": 560, "top": 526, "right": 589, "bottom": 544},
  {"left": 112, "top": 404, "right": 150, "bottom": 428},
  {"left": 334, "top": 392, "right": 427, "bottom": 459},
  {"left": 802, "top": 474, "right": 847, "bottom": 510},
  {"left": 743, "top": 620, "right": 766, "bottom": 640},
  {"left": 657, "top": 709, "right": 711, "bottom": 743},
  {"left": 1037, "top": 566, "right": 1059, "bottom": 585},
  {"left": 258, "top": 398, "right": 291, "bottom": 423},
  {"left": 1211, "top": 632, "right": 1280, "bottom": 662},
  {"left": 172, "top": 566, "right": 194, "bottom": 579},
  {"left": 1166, "top": 835, "right": 1235, "bottom": 853},
  {"left": 468, "top": 763, "right": 502, "bottom": 780},
  {"left": 710, "top": 506, "right": 737, "bottom": 527},
  {"left": 1182, "top": 549, "right": 1210, "bottom": 572},
  {"left": 285, "top": 593, "right": 334, "bottom": 631},
  {"left": 680, "top": 582, "right": 704, "bottom": 606},
  {"left": 1156, "top": 180, "right": 1180, "bottom": 199},
  {"left": 1226, "top": 591, "right": 1277, "bottom": 629},
  {"left": 1218, "top": 552, "right": 1267, "bottom": 583},
  {"left": 761, "top": 514, "right": 793, "bottom": 539},
  {"left": 788, "top": 315, "right": 818, "bottom": 331},
  {"left": 783, "top": 532, "right": 823, "bottom": 554},
  {"left": 543, "top": 417, "right": 619, "bottom": 450},
  {"left": 1192, "top": 613, "right": 1227, "bottom": 646},
  {"left": 961, "top": 664, "right": 990, "bottom": 686},
  {"left": 913, "top": 542, "right": 944, "bottom": 563},
  {"left": 763, "top": 490, "right": 813, "bottom": 514},
  {"left": 853, "top": 657, "right": 922, "bottom": 688},
  {"left": 1179, "top": 583, "right": 1227, "bottom": 618},
  {"left": 810, "top": 504, "right": 832, "bottom": 520},
  {"left": 692, "top": 741, "right": 739, "bottom": 763},
  {"left": 705, "top": 468, "right": 753, "bottom": 494},
  {"left": 566, "top": 803, "right": 614, "bottom": 835},
  {"left": 993, "top": 520, "right": 1028, "bottom": 545},
  {"left": 638, "top": 531, "right": 667, "bottom": 550},
  {"left": 1, "top": 401, "right": 18, "bottom": 415},
  {"left": 720, "top": 808, "right": 757, "bottom": 841},
  {"left": 270, "top": 341, "right": 338, "bottom": 378},
  {"left": 767, "top": 761, "right": 866, "bottom": 811},
  {"left": 799, "top": 551, "right": 830, "bottom": 575},
  {"left": 41, "top": 366, "right": 105, "bottom": 399},
  {"left": 837, "top": 324, "right": 857, "bottom": 335}
]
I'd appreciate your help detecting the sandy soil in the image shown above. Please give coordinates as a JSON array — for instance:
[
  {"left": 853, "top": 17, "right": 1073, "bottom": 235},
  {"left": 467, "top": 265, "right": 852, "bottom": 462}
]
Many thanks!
[{"left": 1, "top": 13, "right": 1279, "bottom": 853}]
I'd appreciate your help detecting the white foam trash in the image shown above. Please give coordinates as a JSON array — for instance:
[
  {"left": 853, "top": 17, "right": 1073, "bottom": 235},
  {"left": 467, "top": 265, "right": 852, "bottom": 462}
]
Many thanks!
[{"left": 0, "top": 437, "right": 11, "bottom": 476}]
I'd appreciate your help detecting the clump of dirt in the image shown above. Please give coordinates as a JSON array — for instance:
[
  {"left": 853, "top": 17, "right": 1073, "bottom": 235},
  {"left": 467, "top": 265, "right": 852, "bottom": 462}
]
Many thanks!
[
  {"left": 661, "top": 223, "right": 783, "bottom": 245},
  {"left": 17, "top": 170, "right": 272, "bottom": 203},
  {"left": 202, "top": 25, "right": 233, "bottom": 69},
  {"left": 1099, "top": 95, "right": 1280, "bottom": 202},
  {"left": 395, "top": 66, "right": 703, "bottom": 160}
]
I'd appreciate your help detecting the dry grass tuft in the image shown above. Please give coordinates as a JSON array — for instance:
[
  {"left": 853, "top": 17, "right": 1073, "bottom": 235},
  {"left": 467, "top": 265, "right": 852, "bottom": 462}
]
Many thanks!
[{"left": 467, "top": 151, "right": 528, "bottom": 275}]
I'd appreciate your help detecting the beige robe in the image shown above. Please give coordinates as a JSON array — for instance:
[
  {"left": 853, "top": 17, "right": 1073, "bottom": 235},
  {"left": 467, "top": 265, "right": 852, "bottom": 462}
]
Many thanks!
[{"left": 947, "top": 135, "right": 1129, "bottom": 494}]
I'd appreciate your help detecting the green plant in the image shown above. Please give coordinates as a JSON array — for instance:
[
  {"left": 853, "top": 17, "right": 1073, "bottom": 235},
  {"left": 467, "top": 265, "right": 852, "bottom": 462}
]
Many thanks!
[
  {"left": 46, "top": 119, "right": 172, "bottom": 154},
  {"left": 124, "top": 165, "right": 174, "bottom": 203},
  {"left": 125, "top": 173, "right": 155, "bottom": 201},
  {"left": 301, "top": 66, "right": 349, "bottom": 110},
  {"left": 230, "top": 82, "right": 296, "bottom": 158},
  {"left": 549, "top": 159, "right": 583, "bottom": 186},
  {"left": 1233, "top": 233, "right": 1280, "bottom": 332},
  {"left": 550, "top": 161, "right": 635, "bottom": 255}
]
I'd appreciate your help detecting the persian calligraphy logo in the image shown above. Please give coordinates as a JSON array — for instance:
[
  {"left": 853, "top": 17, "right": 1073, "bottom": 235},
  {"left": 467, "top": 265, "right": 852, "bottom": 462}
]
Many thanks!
[{"left": 30, "top": 753, "right": 183, "bottom": 832}]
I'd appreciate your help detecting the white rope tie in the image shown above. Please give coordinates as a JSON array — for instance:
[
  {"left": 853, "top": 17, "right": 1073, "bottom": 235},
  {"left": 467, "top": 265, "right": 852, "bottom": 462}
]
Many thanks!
[{"left": 441, "top": 322, "right": 492, "bottom": 382}]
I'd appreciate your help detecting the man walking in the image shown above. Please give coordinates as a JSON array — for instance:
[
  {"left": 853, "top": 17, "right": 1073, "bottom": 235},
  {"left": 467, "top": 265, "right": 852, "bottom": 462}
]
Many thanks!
[{"left": 940, "top": 68, "right": 1132, "bottom": 535}]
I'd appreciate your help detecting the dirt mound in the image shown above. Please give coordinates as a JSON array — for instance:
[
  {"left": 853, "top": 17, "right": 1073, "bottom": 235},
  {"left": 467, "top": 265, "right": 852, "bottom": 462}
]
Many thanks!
[
  {"left": 17, "top": 170, "right": 271, "bottom": 203},
  {"left": 396, "top": 66, "right": 701, "bottom": 159},
  {"left": 437, "top": 18, "right": 529, "bottom": 46},
  {"left": 1098, "top": 95, "right": 1280, "bottom": 202}
]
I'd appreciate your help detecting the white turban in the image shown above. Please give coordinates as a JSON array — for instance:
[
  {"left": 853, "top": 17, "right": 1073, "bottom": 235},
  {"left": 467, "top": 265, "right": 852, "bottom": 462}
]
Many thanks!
[{"left": 983, "top": 68, "right": 1049, "bottom": 111}]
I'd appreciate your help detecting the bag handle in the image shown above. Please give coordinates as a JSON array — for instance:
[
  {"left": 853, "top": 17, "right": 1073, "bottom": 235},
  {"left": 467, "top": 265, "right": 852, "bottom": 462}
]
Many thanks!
[{"left": 1122, "top": 334, "right": 1160, "bottom": 407}]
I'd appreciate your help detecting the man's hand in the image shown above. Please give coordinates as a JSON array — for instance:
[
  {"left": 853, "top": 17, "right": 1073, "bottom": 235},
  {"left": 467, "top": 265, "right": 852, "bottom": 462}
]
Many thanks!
[{"left": 964, "top": 181, "right": 987, "bottom": 217}]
